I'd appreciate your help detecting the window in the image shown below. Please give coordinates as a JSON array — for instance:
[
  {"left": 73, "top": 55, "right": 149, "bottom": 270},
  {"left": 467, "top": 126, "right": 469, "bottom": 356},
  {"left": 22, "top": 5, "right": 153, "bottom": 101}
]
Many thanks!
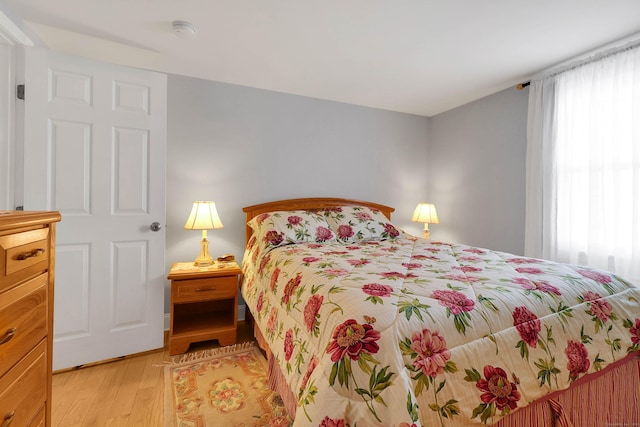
[{"left": 526, "top": 43, "right": 640, "bottom": 283}]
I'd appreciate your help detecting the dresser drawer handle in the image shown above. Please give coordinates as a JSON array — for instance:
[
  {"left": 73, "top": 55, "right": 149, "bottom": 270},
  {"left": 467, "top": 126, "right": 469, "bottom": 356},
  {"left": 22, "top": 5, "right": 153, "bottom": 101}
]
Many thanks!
[
  {"left": 195, "top": 287, "right": 216, "bottom": 292},
  {"left": 0, "top": 328, "right": 17, "bottom": 345},
  {"left": 16, "top": 248, "right": 45, "bottom": 260},
  {"left": 1, "top": 411, "right": 15, "bottom": 427}
]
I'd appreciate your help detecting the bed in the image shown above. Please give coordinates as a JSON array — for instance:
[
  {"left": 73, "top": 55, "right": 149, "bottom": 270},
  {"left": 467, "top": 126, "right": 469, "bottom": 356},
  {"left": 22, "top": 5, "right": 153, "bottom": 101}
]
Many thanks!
[{"left": 240, "top": 197, "right": 640, "bottom": 427}]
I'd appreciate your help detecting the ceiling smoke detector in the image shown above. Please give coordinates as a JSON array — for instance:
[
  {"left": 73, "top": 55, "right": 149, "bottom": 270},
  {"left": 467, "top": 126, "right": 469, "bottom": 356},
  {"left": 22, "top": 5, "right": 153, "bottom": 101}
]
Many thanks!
[{"left": 172, "top": 21, "right": 197, "bottom": 39}]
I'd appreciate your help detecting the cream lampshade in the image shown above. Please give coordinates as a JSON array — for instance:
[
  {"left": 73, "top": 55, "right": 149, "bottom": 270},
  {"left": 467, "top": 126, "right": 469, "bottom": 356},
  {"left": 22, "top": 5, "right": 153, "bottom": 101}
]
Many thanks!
[
  {"left": 411, "top": 203, "right": 439, "bottom": 239},
  {"left": 184, "top": 201, "right": 224, "bottom": 267}
]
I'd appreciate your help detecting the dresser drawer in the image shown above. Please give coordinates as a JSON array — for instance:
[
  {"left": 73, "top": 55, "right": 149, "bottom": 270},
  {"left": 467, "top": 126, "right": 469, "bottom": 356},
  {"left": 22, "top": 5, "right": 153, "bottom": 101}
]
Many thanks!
[
  {"left": 0, "top": 340, "right": 47, "bottom": 427},
  {"left": 27, "top": 406, "right": 45, "bottom": 427},
  {"left": 0, "top": 274, "right": 47, "bottom": 378},
  {"left": 172, "top": 276, "right": 237, "bottom": 303},
  {"left": 0, "top": 228, "right": 49, "bottom": 292}
]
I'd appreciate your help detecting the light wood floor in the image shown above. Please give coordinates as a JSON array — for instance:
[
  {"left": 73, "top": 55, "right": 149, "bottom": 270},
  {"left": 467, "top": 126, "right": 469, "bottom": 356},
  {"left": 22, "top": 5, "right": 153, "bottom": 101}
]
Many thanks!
[{"left": 51, "top": 321, "right": 254, "bottom": 427}]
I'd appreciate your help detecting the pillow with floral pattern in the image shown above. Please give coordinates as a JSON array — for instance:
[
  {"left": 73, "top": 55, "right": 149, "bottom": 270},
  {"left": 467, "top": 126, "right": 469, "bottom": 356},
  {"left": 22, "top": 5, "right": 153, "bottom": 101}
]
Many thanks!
[
  {"left": 248, "top": 210, "right": 336, "bottom": 250},
  {"left": 321, "top": 206, "right": 400, "bottom": 242}
]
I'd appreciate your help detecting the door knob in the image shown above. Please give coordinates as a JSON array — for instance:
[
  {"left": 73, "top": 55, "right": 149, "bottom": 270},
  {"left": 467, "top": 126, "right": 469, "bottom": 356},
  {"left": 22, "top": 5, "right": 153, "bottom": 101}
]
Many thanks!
[{"left": 150, "top": 222, "right": 162, "bottom": 232}]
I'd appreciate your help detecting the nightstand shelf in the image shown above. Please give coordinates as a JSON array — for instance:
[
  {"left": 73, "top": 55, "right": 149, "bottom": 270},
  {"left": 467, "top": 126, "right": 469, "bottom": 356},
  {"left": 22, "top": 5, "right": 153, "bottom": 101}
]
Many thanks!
[
  {"left": 167, "top": 261, "right": 241, "bottom": 355},
  {"left": 172, "top": 303, "right": 235, "bottom": 334}
]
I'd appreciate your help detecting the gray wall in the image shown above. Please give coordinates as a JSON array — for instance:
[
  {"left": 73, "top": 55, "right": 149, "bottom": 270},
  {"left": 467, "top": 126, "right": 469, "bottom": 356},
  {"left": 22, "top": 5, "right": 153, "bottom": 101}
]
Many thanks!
[
  {"left": 164, "top": 76, "right": 530, "bottom": 315},
  {"left": 165, "top": 75, "right": 430, "bottom": 311},
  {"left": 427, "top": 87, "right": 529, "bottom": 254}
]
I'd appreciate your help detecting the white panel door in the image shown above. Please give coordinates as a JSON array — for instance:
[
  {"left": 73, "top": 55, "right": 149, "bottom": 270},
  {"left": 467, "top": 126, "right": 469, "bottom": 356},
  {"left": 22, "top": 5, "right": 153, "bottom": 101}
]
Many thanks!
[{"left": 23, "top": 47, "right": 166, "bottom": 370}]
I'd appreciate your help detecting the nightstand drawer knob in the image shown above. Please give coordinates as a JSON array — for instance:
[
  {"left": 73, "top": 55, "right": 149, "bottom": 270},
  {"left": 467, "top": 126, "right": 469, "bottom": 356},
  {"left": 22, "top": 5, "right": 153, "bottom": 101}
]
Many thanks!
[
  {"left": 0, "top": 328, "right": 17, "bottom": 346},
  {"left": 195, "top": 287, "right": 216, "bottom": 292}
]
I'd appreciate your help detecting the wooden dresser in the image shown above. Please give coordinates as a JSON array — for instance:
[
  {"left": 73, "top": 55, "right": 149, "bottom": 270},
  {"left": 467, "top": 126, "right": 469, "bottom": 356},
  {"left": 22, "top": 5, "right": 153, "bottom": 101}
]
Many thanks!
[{"left": 0, "top": 211, "right": 61, "bottom": 427}]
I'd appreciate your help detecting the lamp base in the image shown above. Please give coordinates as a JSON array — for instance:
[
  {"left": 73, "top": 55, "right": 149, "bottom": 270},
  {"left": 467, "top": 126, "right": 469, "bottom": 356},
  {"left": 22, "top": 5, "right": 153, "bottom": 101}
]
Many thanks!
[
  {"left": 194, "top": 235, "right": 214, "bottom": 267},
  {"left": 194, "top": 258, "right": 214, "bottom": 267},
  {"left": 423, "top": 223, "right": 430, "bottom": 240}
]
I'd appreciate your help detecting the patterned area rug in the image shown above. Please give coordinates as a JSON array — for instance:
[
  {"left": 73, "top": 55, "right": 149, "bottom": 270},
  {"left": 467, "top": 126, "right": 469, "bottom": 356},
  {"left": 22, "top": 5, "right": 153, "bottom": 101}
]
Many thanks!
[{"left": 164, "top": 342, "right": 292, "bottom": 427}]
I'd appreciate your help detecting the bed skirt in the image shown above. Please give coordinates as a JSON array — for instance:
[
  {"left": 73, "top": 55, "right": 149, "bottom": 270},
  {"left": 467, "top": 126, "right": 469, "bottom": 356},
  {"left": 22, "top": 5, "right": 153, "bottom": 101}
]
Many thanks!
[{"left": 255, "top": 323, "right": 639, "bottom": 426}]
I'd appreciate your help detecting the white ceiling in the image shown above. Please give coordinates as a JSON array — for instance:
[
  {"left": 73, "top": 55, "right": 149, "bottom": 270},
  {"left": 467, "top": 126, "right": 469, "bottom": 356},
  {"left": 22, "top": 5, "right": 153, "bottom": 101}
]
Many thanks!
[{"left": 3, "top": 0, "right": 640, "bottom": 116}]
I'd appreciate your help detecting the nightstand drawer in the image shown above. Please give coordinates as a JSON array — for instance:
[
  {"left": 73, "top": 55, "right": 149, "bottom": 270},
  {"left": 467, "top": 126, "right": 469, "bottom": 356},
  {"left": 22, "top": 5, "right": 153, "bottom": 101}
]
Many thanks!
[
  {"left": 172, "top": 276, "right": 237, "bottom": 303},
  {"left": 0, "top": 274, "right": 47, "bottom": 378}
]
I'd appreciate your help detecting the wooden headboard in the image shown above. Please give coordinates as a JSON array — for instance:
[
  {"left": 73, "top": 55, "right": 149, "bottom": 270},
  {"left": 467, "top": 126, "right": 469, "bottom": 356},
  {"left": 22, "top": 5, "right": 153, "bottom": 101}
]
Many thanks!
[{"left": 242, "top": 197, "right": 395, "bottom": 244}]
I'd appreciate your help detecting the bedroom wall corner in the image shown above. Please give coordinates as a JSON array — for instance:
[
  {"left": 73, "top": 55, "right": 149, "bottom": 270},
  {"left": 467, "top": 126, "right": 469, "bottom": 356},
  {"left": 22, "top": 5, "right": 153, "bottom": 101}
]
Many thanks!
[{"left": 427, "top": 87, "right": 529, "bottom": 254}]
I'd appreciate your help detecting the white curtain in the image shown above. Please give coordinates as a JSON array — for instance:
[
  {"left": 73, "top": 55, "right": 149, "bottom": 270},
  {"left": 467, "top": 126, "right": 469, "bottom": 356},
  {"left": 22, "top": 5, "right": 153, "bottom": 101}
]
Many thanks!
[{"left": 525, "top": 42, "right": 640, "bottom": 283}]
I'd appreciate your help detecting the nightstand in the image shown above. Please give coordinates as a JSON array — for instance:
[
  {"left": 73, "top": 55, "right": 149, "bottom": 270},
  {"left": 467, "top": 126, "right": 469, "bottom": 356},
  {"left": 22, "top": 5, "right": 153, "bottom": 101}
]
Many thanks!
[{"left": 167, "top": 261, "right": 241, "bottom": 355}]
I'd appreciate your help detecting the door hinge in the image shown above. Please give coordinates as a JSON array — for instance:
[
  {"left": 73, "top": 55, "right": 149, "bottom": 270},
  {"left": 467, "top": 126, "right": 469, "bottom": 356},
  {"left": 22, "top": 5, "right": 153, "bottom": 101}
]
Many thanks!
[{"left": 17, "top": 84, "right": 25, "bottom": 100}]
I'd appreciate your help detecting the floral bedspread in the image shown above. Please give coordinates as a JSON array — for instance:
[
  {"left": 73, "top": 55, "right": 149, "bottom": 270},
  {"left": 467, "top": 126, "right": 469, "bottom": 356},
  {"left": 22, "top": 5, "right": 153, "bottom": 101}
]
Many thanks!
[{"left": 241, "top": 235, "right": 640, "bottom": 426}]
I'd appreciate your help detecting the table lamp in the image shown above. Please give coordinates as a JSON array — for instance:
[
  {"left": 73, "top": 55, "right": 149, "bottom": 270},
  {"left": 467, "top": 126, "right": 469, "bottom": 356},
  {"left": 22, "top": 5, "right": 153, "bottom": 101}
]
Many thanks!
[
  {"left": 411, "top": 202, "right": 439, "bottom": 239},
  {"left": 184, "top": 201, "right": 224, "bottom": 266}
]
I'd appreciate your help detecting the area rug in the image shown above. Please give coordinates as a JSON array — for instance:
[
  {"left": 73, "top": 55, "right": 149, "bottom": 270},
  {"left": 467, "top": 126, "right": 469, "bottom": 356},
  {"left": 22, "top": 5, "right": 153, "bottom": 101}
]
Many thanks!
[{"left": 164, "top": 342, "right": 292, "bottom": 427}]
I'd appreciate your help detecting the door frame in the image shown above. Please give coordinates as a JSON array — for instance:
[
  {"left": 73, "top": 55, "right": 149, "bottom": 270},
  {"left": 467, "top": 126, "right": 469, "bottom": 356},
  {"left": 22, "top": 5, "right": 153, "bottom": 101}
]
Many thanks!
[{"left": 0, "top": 9, "right": 32, "bottom": 210}]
